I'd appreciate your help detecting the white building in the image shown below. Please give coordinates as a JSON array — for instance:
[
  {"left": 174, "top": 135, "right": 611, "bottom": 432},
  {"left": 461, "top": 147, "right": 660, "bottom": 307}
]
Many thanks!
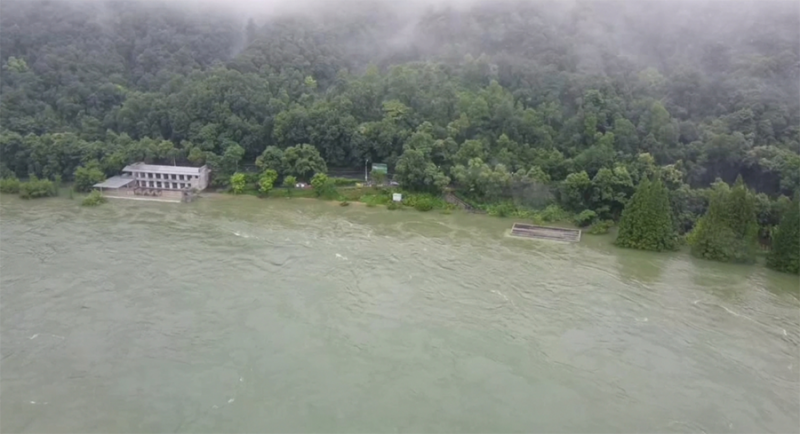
[
  {"left": 93, "top": 163, "right": 210, "bottom": 201},
  {"left": 121, "top": 163, "right": 210, "bottom": 191}
]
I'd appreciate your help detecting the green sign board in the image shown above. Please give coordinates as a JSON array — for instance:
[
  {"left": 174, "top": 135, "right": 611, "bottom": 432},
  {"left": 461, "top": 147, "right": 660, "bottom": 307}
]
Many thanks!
[{"left": 372, "top": 163, "right": 388, "bottom": 174}]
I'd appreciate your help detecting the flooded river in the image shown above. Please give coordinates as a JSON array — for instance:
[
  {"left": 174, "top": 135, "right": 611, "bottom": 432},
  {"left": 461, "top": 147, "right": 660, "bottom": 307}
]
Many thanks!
[{"left": 1, "top": 195, "right": 798, "bottom": 433}]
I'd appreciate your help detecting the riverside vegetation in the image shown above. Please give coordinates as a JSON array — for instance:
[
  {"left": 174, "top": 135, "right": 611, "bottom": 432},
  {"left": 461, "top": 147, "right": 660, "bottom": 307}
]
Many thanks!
[{"left": 0, "top": 0, "right": 798, "bottom": 273}]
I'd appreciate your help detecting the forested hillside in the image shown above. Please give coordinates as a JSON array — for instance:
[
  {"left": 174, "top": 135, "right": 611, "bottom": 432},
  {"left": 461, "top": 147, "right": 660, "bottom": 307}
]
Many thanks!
[{"left": 1, "top": 0, "right": 798, "bottom": 228}]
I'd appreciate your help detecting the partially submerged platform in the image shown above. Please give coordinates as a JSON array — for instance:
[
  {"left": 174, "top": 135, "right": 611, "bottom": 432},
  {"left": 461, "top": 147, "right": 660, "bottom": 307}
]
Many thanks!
[{"left": 509, "top": 223, "right": 581, "bottom": 243}]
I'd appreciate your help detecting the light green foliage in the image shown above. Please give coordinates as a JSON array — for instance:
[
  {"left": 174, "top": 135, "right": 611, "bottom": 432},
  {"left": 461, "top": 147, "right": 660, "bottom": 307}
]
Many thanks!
[
  {"left": 18, "top": 176, "right": 57, "bottom": 199},
  {"left": 81, "top": 190, "right": 107, "bottom": 207},
  {"left": 615, "top": 178, "right": 677, "bottom": 251},
  {"left": 259, "top": 169, "right": 278, "bottom": 195},
  {"left": 230, "top": 172, "right": 246, "bottom": 194},
  {"left": 282, "top": 175, "right": 297, "bottom": 194},
  {"left": 0, "top": 177, "right": 21, "bottom": 194},
  {"left": 767, "top": 197, "right": 799, "bottom": 274},
  {"left": 689, "top": 177, "right": 759, "bottom": 263},
  {"left": 73, "top": 162, "right": 106, "bottom": 192},
  {"left": 574, "top": 209, "right": 597, "bottom": 227},
  {"left": 310, "top": 173, "right": 336, "bottom": 198}
]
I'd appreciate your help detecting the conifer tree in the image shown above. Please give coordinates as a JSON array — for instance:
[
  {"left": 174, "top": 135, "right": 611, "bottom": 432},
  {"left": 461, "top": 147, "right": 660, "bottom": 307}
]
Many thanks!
[
  {"left": 689, "top": 176, "right": 759, "bottom": 263},
  {"left": 767, "top": 197, "right": 800, "bottom": 274},
  {"left": 615, "top": 177, "right": 677, "bottom": 251}
]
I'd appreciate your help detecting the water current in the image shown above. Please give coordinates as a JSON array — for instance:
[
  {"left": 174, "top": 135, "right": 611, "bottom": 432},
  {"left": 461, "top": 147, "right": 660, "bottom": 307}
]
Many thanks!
[{"left": 1, "top": 195, "right": 798, "bottom": 433}]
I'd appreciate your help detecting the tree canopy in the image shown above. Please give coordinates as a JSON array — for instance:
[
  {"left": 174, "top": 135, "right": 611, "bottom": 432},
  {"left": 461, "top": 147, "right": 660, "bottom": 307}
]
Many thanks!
[{"left": 0, "top": 0, "right": 797, "bottom": 242}]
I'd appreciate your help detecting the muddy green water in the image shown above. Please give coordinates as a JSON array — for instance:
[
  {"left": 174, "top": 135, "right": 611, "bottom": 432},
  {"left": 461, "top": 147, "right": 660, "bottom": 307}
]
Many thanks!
[{"left": 1, "top": 195, "right": 798, "bottom": 433}]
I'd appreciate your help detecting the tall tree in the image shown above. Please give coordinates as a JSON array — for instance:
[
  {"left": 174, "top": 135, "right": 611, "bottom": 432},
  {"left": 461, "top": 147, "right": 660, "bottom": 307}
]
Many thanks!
[
  {"left": 767, "top": 197, "right": 800, "bottom": 274},
  {"left": 615, "top": 178, "right": 677, "bottom": 251}
]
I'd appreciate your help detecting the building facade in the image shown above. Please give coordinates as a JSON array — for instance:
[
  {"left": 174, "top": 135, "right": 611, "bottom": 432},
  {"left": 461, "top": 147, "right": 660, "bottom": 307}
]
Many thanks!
[{"left": 122, "top": 163, "right": 210, "bottom": 191}]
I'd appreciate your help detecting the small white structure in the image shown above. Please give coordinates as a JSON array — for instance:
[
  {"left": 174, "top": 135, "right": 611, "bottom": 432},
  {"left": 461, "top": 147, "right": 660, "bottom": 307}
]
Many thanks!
[
  {"left": 392, "top": 193, "right": 402, "bottom": 202},
  {"left": 93, "top": 163, "right": 210, "bottom": 202}
]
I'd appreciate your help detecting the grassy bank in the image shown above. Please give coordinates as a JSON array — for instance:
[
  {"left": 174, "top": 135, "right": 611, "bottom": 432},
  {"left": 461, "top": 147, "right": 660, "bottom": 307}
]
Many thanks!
[{"left": 227, "top": 184, "right": 604, "bottom": 232}]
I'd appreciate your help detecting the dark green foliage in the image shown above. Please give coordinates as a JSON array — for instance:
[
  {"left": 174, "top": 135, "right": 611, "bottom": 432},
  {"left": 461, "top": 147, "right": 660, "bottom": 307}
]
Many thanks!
[
  {"left": 574, "top": 210, "right": 597, "bottom": 227},
  {"left": 18, "top": 176, "right": 56, "bottom": 199},
  {"left": 73, "top": 162, "right": 106, "bottom": 192},
  {"left": 615, "top": 178, "right": 677, "bottom": 251},
  {"left": 0, "top": 0, "right": 797, "bottom": 240},
  {"left": 689, "top": 178, "right": 759, "bottom": 263},
  {"left": 767, "top": 198, "right": 800, "bottom": 274},
  {"left": 81, "top": 190, "right": 107, "bottom": 207},
  {"left": 0, "top": 177, "right": 20, "bottom": 194},
  {"left": 386, "top": 201, "right": 401, "bottom": 210}
]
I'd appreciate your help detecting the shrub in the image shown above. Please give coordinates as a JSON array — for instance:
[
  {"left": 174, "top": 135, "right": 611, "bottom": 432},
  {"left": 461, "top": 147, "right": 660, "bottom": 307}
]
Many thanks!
[
  {"left": 615, "top": 178, "right": 677, "bottom": 251},
  {"left": 538, "top": 204, "right": 569, "bottom": 223},
  {"left": 573, "top": 209, "right": 597, "bottom": 227},
  {"left": 258, "top": 169, "right": 278, "bottom": 195},
  {"left": 386, "top": 201, "right": 401, "bottom": 210},
  {"left": 331, "top": 177, "right": 359, "bottom": 186},
  {"left": 230, "top": 172, "right": 247, "bottom": 194},
  {"left": 0, "top": 177, "right": 21, "bottom": 194},
  {"left": 487, "top": 201, "right": 516, "bottom": 217},
  {"left": 74, "top": 163, "right": 106, "bottom": 192},
  {"left": 587, "top": 220, "right": 614, "bottom": 235},
  {"left": 81, "top": 190, "right": 107, "bottom": 207},
  {"left": 414, "top": 198, "right": 434, "bottom": 212},
  {"left": 311, "top": 173, "right": 336, "bottom": 198},
  {"left": 339, "top": 200, "right": 350, "bottom": 206},
  {"left": 19, "top": 176, "right": 56, "bottom": 199}
]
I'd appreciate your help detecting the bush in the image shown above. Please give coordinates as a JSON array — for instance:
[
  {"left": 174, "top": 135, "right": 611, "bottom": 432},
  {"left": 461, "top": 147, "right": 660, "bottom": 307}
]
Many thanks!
[
  {"left": 339, "top": 200, "right": 350, "bottom": 206},
  {"left": 19, "top": 176, "right": 57, "bottom": 199},
  {"left": 331, "top": 177, "right": 359, "bottom": 186},
  {"left": 538, "top": 204, "right": 569, "bottom": 223},
  {"left": 587, "top": 220, "right": 614, "bottom": 235},
  {"left": 573, "top": 209, "right": 597, "bottom": 227},
  {"left": 487, "top": 201, "right": 517, "bottom": 217},
  {"left": 413, "top": 198, "right": 434, "bottom": 212},
  {"left": 74, "top": 163, "right": 106, "bottom": 192},
  {"left": 230, "top": 172, "right": 247, "bottom": 194},
  {"left": 311, "top": 173, "right": 337, "bottom": 199},
  {"left": 0, "top": 177, "right": 21, "bottom": 194},
  {"left": 259, "top": 169, "right": 278, "bottom": 195},
  {"left": 81, "top": 190, "right": 107, "bottom": 206},
  {"left": 386, "top": 201, "right": 401, "bottom": 210}
]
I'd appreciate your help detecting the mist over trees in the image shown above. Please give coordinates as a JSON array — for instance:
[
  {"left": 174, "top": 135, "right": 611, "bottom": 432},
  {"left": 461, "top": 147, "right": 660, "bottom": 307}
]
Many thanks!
[{"left": 1, "top": 0, "right": 798, "bottom": 244}]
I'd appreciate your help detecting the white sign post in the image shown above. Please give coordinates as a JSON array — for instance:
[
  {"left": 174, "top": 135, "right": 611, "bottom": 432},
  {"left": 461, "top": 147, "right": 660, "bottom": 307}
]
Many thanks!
[{"left": 392, "top": 193, "right": 402, "bottom": 202}]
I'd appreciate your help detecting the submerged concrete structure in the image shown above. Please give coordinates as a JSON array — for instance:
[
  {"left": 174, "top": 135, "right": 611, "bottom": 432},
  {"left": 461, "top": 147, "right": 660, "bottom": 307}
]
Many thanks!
[
  {"left": 93, "top": 163, "right": 210, "bottom": 202},
  {"left": 509, "top": 223, "right": 582, "bottom": 242}
]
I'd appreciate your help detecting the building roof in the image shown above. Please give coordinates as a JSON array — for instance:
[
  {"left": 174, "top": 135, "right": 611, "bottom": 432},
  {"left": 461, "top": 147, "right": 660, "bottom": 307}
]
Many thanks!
[
  {"left": 122, "top": 163, "right": 205, "bottom": 175},
  {"left": 94, "top": 176, "right": 135, "bottom": 189}
]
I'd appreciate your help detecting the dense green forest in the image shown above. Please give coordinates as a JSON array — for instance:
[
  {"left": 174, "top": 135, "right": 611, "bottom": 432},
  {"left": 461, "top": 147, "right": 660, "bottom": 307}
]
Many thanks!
[{"left": 1, "top": 0, "right": 799, "bottom": 244}]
